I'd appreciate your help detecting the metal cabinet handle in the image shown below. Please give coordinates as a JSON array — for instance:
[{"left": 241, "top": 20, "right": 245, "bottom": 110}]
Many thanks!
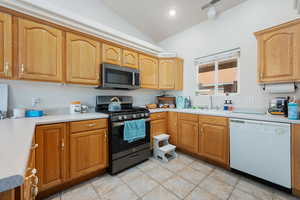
[
  {"left": 31, "top": 144, "right": 38, "bottom": 150},
  {"left": 20, "top": 64, "right": 25, "bottom": 73},
  {"left": 4, "top": 62, "right": 9, "bottom": 76},
  {"left": 25, "top": 168, "right": 37, "bottom": 180},
  {"left": 61, "top": 139, "right": 65, "bottom": 150},
  {"left": 86, "top": 123, "right": 96, "bottom": 127}
]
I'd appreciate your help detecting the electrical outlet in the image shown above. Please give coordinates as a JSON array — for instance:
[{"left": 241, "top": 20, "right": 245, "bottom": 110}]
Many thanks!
[{"left": 32, "top": 97, "right": 41, "bottom": 107}]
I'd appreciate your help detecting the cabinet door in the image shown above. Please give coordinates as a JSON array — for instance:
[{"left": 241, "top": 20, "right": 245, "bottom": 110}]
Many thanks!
[
  {"left": 167, "top": 112, "right": 178, "bottom": 145},
  {"left": 293, "top": 124, "right": 300, "bottom": 196},
  {"left": 66, "top": 33, "right": 101, "bottom": 85},
  {"left": 18, "top": 18, "right": 63, "bottom": 82},
  {"left": 123, "top": 49, "right": 138, "bottom": 69},
  {"left": 70, "top": 129, "right": 108, "bottom": 179},
  {"left": 102, "top": 43, "right": 121, "bottom": 65},
  {"left": 35, "top": 123, "right": 66, "bottom": 192},
  {"left": 139, "top": 55, "right": 159, "bottom": 89},
  {"left": 200, "top": 123, "right": 229, "bottom": 166},
  {"left": 159, "top": 59, "right": 175, "bottom": 89},
  {"left": 150, "top": 119, "right": 167, "bottom": 146},
  {"left": 0, "top": 12, "right": 12, "bottom": 78},
  {"left": 178, "top": 120, "right": 198, "bottom": 153},
  {"left": 174, "top": 58, "right": 184, "bottom": 91},
  {"left": 257, "top": 24, "right": 300, "bottom": 83}
]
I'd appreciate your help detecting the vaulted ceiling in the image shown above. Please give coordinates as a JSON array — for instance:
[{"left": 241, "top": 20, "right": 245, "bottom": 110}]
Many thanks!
[{"left": 102, "top": 0, "right": 247, "bottom": 42}]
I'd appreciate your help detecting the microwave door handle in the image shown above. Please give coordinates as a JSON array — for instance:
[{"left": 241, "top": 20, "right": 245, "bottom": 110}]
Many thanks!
[{"left": 132, "top": 72, "right": 135, "bottom": 86}]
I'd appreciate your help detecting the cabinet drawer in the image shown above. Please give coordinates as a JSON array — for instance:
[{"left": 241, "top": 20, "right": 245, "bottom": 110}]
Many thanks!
[
  {"left": 199, "top": 115, "right": 228, "bottom": 126},
  {"left": 150, "top": 112, "right": 167, "bottom": 120},
  {"left": 70, "top": 119, "right": 107, "bottom": 133},
  {"left": 178, "top": 113, "right": 198, "bottom": 122}
]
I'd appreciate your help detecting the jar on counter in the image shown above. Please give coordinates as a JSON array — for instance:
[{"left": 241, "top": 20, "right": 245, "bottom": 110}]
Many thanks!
[{"left": 70, "top": 101, "right": 81, "bottom": 114}]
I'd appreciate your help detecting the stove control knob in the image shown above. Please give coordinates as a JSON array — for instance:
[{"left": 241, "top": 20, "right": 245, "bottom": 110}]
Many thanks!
[
  {"left": 145, "top": 113, "right": 149, "bottom": 117},
  {"left": 123, "top": 115, "right": 127, "bottom": 119},
  {"left": 118, "top": 116, "right": 123, "bottom": 120},
  {"left": 133, "top": 114, "right": 137, "bottom": 118},
  {"left": 141, "top": 113, "right": 145, "bottom": 117}
]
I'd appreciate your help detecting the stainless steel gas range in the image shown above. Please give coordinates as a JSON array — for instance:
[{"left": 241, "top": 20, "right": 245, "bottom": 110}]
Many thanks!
[{"left": 95, "top": 96, "right": 151, "bottom": 175}]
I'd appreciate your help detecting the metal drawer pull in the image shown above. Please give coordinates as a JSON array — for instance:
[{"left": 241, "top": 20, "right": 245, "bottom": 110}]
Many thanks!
[
  {"left": 86, "top": 123, "right": 97, "bottom": 127},
  {"left": 25, "top": 169, "right": 37, "bottom": 180},
  {"left": 112, "top": 118, "right": 151, "bottom": 127},
  {"left": 31, "top": 144, "right": 38, "bottom": 150}
]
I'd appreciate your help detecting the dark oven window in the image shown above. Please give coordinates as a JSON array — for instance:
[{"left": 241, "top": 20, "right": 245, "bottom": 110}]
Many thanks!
[
  {"left": 105, "top": 68, "right": 133, "bottom": 85},
  {"left": 110, "top": 121, "right": 150, "bottom": 154}
]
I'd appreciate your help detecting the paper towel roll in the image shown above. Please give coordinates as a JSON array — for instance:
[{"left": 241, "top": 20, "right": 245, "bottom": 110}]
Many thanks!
[{"left": 264, "top": 83, "right": 296, "bottom": 93}]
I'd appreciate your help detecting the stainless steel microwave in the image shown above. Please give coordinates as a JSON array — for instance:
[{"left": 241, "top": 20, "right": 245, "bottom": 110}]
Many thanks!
[{"left": 98, "top": 63, "right": 140, "bottom": 90}]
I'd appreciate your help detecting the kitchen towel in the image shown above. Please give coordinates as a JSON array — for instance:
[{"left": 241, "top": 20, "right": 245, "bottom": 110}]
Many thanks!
[{"left": 124, "top": 119, "right": 146, "bottom": 143}]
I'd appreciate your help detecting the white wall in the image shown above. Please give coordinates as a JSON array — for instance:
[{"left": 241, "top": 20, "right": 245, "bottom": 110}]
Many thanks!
[
  {"left": 159, "top": 0, "right": 300, "bottom": 110},
  {"left": 47, "top": 0, "right": 154, "bottom": 43},
  {"left": 0, "top": 80, "right": 160, "bottom": 113}
]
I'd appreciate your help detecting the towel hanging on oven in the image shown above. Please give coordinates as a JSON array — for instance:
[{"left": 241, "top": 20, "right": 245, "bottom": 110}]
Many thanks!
[{"left": 124, "top": 119, "right": 146, "bottom": 143}]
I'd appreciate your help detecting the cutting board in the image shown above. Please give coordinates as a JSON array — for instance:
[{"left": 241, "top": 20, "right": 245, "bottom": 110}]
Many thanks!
[{"left": 0, "top": 84, "right": 8, "bottom": 112}]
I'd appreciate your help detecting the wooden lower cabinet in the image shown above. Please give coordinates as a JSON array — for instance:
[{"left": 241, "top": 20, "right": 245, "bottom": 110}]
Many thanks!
[
  {"left": 198, "top": 116, "right": 229, "bottom": 167},
  {"left": 167, "top": 112, "right": 178, "bottom": 145},
  {"left": 150, "top": 113, "right": 167, "bottom": 146},
  {"left": 178, "top": 120, "right": 199, "bottom": 153},
  {"left": 35, "top": 123, "right": 67, "bottom": 192},
  {"left": 70, "top": 129, "right": 108, "bottom": 179},
  {"left": 292, "top": 124, "right": 300, "bottom": 197}
]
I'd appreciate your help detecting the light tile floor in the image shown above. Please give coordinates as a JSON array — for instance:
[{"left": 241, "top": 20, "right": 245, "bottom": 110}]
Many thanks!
[{"left": 45, "top": 152, "right": 299, "bottom": 200}]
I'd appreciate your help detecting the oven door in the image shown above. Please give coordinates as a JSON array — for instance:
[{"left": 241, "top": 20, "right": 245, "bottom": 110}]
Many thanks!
[
  {"left": 101, "top": 63, "right": 140, "bottom": 89},
  {"left": 110, "top": 119, "right": 150, "bottom": 159}
]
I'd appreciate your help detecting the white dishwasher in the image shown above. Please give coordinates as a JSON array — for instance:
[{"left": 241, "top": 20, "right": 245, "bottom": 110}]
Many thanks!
[{"left": 230, "top": 119, "right": 291, "bottom": 188}]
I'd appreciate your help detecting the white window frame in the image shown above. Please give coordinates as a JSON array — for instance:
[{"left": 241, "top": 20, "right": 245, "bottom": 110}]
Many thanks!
[{"left": 195, "top": 48, "right": 240, "bottom": 96}]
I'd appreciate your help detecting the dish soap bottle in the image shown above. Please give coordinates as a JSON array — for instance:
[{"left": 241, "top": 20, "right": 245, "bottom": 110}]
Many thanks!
[{"left": 288, "top": 96, "right": 299, "bottom": 120}]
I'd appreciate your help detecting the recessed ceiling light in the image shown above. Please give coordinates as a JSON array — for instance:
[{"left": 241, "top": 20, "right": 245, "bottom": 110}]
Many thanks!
[{"left": 168, "top": 9, "right": 176, "bottom": 17}]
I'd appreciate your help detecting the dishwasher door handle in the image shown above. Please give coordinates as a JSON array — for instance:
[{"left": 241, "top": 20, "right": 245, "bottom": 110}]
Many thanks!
[{"left": 230, "top": 119, "right": 245, "bottom": 124}]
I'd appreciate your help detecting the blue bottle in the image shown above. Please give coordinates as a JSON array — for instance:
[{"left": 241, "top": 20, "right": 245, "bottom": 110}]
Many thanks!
[{"left": 288, "top": 97, "right": 299, "bottom": 120}]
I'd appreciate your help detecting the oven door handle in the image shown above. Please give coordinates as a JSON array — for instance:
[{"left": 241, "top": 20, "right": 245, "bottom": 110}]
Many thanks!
[{"left": 112, "top": 118, "right": 151, "bottom": 127}]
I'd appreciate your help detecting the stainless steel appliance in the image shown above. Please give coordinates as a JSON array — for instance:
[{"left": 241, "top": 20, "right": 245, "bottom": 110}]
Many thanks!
[
  {"left": 98, "top": 63, "right": 140, "bottom": 90},
  {"left": 95, "top": 96, "right": 150, "bottom": 175},
  {"left": 268, "top": 97, "right": 288, "bottom": 115}
]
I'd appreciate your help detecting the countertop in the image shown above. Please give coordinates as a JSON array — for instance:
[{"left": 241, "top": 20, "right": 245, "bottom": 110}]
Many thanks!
[
  {"left": 0, "top": 112, "right": 108, "bottom": 193},
  {"left": 149, "top": 108, "right": 300, "bottom": 124}
]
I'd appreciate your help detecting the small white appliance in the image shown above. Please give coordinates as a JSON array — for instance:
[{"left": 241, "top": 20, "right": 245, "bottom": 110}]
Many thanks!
[{"left": 230, "top": 119, "right": 291, "bottom": 188}]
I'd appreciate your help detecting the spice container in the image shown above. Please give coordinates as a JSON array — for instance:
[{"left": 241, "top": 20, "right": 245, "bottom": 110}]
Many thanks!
[{"left": 70, "top": 101, "right": 81, "bottom": 114}]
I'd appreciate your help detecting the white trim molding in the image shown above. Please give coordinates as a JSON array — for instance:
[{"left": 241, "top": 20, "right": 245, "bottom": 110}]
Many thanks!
[{"left": 0, "top": 0, "right": 176, "bottom": 56}]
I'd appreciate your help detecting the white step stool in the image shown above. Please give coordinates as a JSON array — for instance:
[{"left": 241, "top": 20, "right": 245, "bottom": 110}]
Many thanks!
[{"left": 153, "top": 134, "right": 177, "bottom": 162}]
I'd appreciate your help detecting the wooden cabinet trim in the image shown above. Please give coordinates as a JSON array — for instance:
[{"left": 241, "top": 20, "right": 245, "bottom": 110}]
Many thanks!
[
  {"left": 0, "top": 12, "right": 12, "bottom": 78},
  {"left": 150, "top": 112, "right": 167, "bottom": 120},
  {"left": 178, "top": 113, "right": 198, "bottom": 122},
  {"left": 70, "top": 119, "right": 108, "bottom": 133}
]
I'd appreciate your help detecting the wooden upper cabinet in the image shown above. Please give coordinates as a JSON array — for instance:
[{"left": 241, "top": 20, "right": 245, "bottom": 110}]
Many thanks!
[
  {"left": 102, "top": 43, "right": 121, "bottom": 65},
  {"left": 18, "top": 18, "right": 63, "bottom": 82},
  {"left": 0, "top": 12, "right": 12, "bottom": 78},
  {"left": 178, "top": 119, "right": 199, "bottom": 153},
  {"left": 175, "top": 58, "right": 184, "bottom": 91},
  {"left": 123, "top": 49, "right": 139, "bottom": 69},
  {"left": 35, "top": 123, "right": 67, "bottom": 192},
  {"left": 255, "top": 20, "right": 300, "bottom": 83},
  {"left": 139, "top": 55, "right": 159, "bottom": 89},
  {"left": 159, "top": 59, "right": 176, "bottom": 90},
  {"left": 66, "top": 33, "right": 101, "bottom": 85},
  {"left": 70, "top": 129, "right": 108, "bottom": 179}
]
